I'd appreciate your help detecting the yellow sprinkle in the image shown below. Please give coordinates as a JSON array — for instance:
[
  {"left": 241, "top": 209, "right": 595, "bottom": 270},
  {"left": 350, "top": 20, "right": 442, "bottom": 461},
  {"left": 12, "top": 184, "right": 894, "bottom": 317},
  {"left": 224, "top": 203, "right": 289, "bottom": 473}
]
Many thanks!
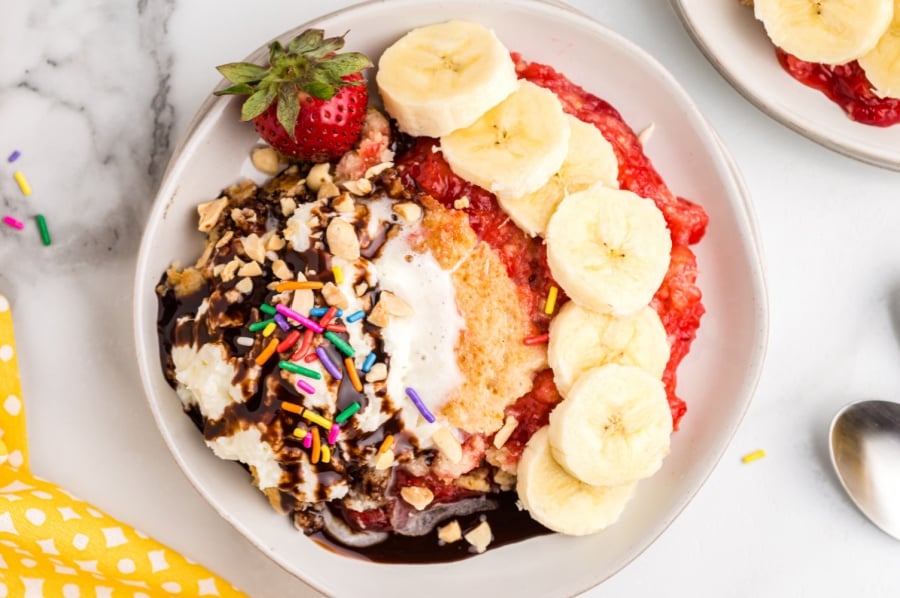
[
  {"left": 262, "top": 321, "right": 276, "bottom": 337},
  {"left": 302, "top": 410, "right": 334, "bottom": 430},
  {"left": 292, "top": 427, "right": 307, "bottom": 440},
  {"left": 14, "top": 171, "right": 31, "bottom": 196},
  {"left": 742, "top": 449, "right": 766, "bottom": 464},
  {"left": 377, "top": 434, "right": 395, "bottom": 455},
  {"left": 544, "top": 286, "right": 559, "bottom": 315},
  {"left": 321, "top": 444, "right": 332, "bottom": 463},
  {"left": 332, "top": 265, "right": 344, "bottom": 285},
  {"left": 255, "top": 338, "right": 279, "bottom": 366}
]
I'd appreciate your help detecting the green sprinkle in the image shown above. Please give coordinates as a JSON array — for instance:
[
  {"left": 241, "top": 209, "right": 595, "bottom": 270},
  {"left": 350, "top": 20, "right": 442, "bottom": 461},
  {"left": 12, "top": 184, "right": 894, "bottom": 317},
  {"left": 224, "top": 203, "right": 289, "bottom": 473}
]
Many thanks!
[
  {"left": 260, "top": 303, "right": 277, "bottom": 315},
  {"left": 278, "top": 360, "right": 322, "bottom": 379},
  {"left": 248, "top": 318, "right": 274, "bottom": 332},
  {"left": 335, "top": 402, "right": 361, "bottom": 424},
  {"left": 324, "top": 330, "right": 355, "bottom": 357},
  {"left": 35, "top": 214, "right": 51, "bottom": 246}
]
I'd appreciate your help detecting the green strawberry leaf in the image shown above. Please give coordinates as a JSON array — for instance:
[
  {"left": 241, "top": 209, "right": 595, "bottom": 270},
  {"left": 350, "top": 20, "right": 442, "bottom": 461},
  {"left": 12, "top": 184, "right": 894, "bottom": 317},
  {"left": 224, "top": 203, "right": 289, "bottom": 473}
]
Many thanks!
[
  {"left": 323, "top": 52, "right": 372, "bottom": 78},
  {"left": 241, "top": 86, "right": 276, "bottom": 121},
  {"left": 276, "top": 84, "right": 300, "bottom": 140},
  {"left": 214, "top": 82, "right": 255, "bottom": 96},
  {"left": 269, "top": 40, "right": 285, "bottom": 63},
  {"left": 288, "top": 29, "right": 325, "bottom": 54},
  {"left": 304, "top": 36, "right": 346, "bottom": 59},
  {"left": 304, "top": 80, "right": 335, "bottom": 100},
  {"left": 216, "top": 62, "right": 269, "bottom": 84}
]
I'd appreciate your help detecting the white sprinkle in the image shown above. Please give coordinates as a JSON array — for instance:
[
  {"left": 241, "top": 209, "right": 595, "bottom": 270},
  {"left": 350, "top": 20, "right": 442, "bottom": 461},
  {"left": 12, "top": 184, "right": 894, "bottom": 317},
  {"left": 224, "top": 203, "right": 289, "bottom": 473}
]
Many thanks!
[{"left": 235, "top": 336, "right": 254, "bottom": 347}]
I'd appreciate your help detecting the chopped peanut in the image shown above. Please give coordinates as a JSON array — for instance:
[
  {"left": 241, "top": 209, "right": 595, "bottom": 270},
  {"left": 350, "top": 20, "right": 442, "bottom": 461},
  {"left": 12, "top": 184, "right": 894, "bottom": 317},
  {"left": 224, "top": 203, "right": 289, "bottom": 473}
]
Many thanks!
[
  {"left": 197, "top": 198, "right": 229, "bottom": 233},
  {"left": 325, "top": 218, "right": 361, "bottom": 261},
  {"left": 332, "top": 192, "right": 355, "bottom": 213},
  {"left": 464, "top": 521, "right": 492, "bottom": 554},
  {"left": 432, "top": 427, "right": 463, "bottom": 464},
  {"left": 237, "top": 261, "right": 263, "bottom": 277},
  {"left": 272, "top": 260, "right": 292, "bottom": 280},
  {"left": 400, "top": 486, "right": 434, "bottom": 511},
  {"left": 365, "top": 363, "right": 387, "bottom": 382},
  {"left": 235, "top": 277, "right": 253, "bottom": 294},
  {"left": 342, "top": 178, "right": 373, "bottom": 196},
  {"left": 392, "top": 202, "right": 422, "bottom": 223},
  {"left": 321, "top": 282, "right": 349, "bottom": 310},
  {"left": 493, "top": 415, "right": 519, "bottom": 449},
  {"left": 251, "top": 147, "right": 280, "bottom": 175},
  {"left": 317, "top": 181, "right": 341, "bottom": 201},
  {"left": 241, "top": 233, "right": 266, "bottom": 263},
  {"left": 306, "top": 163, "right": 332, "bottom": 192},
  {"left": 437, "top": 520, "right": 463, "bottom": 544}
]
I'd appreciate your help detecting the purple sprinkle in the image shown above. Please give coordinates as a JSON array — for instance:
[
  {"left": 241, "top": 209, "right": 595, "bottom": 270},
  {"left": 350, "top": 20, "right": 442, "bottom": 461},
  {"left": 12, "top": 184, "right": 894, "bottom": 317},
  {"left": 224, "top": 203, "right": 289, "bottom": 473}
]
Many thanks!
[
  {"left": 315, "top": 346, "right": 343, "bottom": 380},
  {"left": 273, "top": 313, "right": 291, "bottom": 331},
  {"left": 276, "top": 303, "right": 324, "bottom": 333},
  {"left": 296, "top": 378, "right": 316, "bottom": 394},
  {"left": 405, "top": 387, "right": 435, "bottom": 423},
  {"left": 7, "top": 151, "right": 20, "bottom": 163}
]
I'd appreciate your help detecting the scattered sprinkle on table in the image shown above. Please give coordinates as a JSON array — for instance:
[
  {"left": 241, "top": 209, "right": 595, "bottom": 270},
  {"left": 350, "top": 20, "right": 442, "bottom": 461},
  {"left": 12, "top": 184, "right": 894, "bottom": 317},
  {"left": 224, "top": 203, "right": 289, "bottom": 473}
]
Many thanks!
[
  {"left": 7, "top": 150, "right": 20, "bottom": 163},
  {"left": 13, "top": 171, "right": 31, "bottom": 196},
  {"left": 742, "top": 449, "right": 766, "bottom": 464},
  {"left": 35, "top": 214, "right": 51, "bottom": 245},
  {"left": 2, "top": 216, "right": 23, "bottom": 230}
]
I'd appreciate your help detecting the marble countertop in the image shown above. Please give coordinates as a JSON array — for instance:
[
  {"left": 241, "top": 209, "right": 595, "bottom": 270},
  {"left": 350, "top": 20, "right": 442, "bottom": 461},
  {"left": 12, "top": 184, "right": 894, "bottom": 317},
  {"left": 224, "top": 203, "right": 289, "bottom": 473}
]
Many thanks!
[{"left": 2, "top": 0, "right": 900, "bottom": 595}]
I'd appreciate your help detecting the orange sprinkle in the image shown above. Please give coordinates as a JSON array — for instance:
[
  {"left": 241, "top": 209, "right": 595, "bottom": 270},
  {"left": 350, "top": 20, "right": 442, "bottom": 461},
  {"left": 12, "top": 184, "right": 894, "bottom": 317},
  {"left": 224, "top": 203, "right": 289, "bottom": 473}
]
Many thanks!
[
  {"left": 311, "top": 427, "right": 321, "bottom": 464},
  {"left": 345, "top": 357, "right": 363, "bottom": 392},
  {"left": 544, "top": 286, "right": 559, "bottom": 315},
  {"left": 523, "top": 333, "right": 549, "bottom": 346},
  {"left": 275, "top": 280, "right": 324, "bottom": 292},
  {"left": 255, "top": 338, "right": 279, "bottom": 365},
  {"left": 280, "top": 401, "right": 303, "bottom": 415},
  {"left": 377, "top": 434, "right": 395, "bottom": 455}
]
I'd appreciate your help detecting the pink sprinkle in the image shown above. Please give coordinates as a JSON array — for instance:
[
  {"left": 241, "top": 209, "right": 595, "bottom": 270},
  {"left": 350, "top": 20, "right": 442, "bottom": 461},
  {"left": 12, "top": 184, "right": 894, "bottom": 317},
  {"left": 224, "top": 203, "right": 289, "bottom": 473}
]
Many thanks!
[
  {"left": 303, "top": 432, "right": 313, "bottom": 449},
  {"left": 3, "top": 216, "right": 23, "bottom": 230},
  {"left": 296, "top": 378, "right": 315, "bottom": 395},
  {"left": 327, "top": 424, "right": 340, "bottom": 445},
  {"left": 276, "top": 303, "right": 324, "bottom": 333}
]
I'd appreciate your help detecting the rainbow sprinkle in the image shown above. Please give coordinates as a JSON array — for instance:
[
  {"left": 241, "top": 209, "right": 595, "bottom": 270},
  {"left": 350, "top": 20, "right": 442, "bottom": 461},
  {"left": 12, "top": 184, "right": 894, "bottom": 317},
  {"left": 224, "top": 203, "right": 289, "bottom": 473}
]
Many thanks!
[
  {"left": 544, "top": 286, "right": 559, "bottom": 315},
  {"left": 321, "top": 444, "right": 332, "bottom": 463},
  {"left": 296, "top": 378, "right": 316, "bottom": 394},
  {"left": 290, "top": 329, "right": 315, "bottom": 361},
  {"left": 279, "top": 360, "right": 322, "bottom": 380},
  {"left": 7, "top": 150, "right": 20, "bottom": 163},
  {"left": 346, "top": 310, "right": 366, "bottom": 323},
  {"left": 318, "top": 306, "right": 338, "bottom": 328},
  {"left": 742, "top": 449, "right": 766, "bottom": 464},
  {"left": 255, "top": 338, "right": 279, "bottom": 365},
  {"left": 345, "top": 357, "right": 363, "bottom": 392},
  {"left": 523, "top": 333, "right": 549, "bottom": 346},
  {"left": 260, "top": 303, "right": 277, "bottom": 316},
  {"left": 13, "top": 171, "right": 31, "bottom": 196},
  {"left": 262, "top": 321, "right": 277, "bottom": 337},
  {"left": 327, "top": 424, "right": 340, "bottom": 445},
  {"left": 310, "top": 307, "right": 342, "bottom": 318},
  {"left": 273, "top": 313, "right": 291, "bottom": 331},
  {"left": 302, "top": 409, "right": 334, "bottom": 430},
  {"left": 292, "top": 427, "right": 307, "bottom": 440},
  {"left": 405, "top": 387, "right": 435, "bottom": 423},
  {"left": 315, "top": 347, "right": 343, "bottom": 380},
  {"left": 361, "top": 353, "right": 376, "bottom": 373},
  {"left": 275, "top": 280, "right": 324, "bottom": 292},
  {"left": 303, "top": 431, "right": 313, "bottom": 449},
  {"left": 324, "top": 330, "right": 355, "bottom": 357},
  {"left": 276, "top": 330, "right": 301, "bottom": 353},
  {"left": 248, "top": 318, "right": 274, "bottom": 332},
  {"left": 35, "top": 214, "right": 51, "bottom": 246},
  {"left": 332, "top": 265, "right": 344, "bottom": 284},
  {"left": 3, "top": 216, "right": 23, "bottom": 230},
  {"left": 311, "top": 428, "right": 321, "bottom": 463},
  {"left": 280, "top": 401, "right": 303, "bottom": 415},
  {"left": 335, "top": 402, "right": 360, "bottom": 424},
  {"left": 276, "top": 303, "right": 324, "bottom": 333},
  {"left": 377, "top": 434, "right": 394, "bottom": 455}
]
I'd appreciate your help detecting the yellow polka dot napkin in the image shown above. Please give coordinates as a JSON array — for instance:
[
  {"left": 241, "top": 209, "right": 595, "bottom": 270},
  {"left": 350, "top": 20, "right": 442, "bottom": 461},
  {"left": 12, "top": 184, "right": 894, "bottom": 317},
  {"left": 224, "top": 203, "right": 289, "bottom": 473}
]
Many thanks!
[{"left": 0, "top": 292, "right": 247, "bottom": 597}]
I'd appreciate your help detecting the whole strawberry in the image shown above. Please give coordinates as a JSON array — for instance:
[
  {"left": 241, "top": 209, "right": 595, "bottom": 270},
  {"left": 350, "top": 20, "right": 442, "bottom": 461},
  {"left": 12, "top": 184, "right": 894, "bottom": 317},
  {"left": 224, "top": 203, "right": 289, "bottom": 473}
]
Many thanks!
[{"left": 215, "top": 29, "right": 372, "bottom": 162}]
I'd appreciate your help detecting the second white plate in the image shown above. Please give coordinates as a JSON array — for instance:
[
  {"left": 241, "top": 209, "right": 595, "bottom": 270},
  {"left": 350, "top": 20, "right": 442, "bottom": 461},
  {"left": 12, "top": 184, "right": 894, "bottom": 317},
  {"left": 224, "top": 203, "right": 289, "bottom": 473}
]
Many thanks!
[{"left": 672, "top": 0, "right": 900, "bottom": 171}]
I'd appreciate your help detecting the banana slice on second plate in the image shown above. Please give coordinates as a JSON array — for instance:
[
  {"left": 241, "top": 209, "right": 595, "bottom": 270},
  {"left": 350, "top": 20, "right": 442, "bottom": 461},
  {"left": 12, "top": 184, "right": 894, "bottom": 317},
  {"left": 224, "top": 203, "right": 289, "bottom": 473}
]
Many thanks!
[
  {"left": 548, "top": 302, "right": 669, "bottom": 396},
  {"left": 548, "top": 364, "right": 672, "bottom": 488},
  {"left": 754, "top": 0, "right": 893, "bottom": 65},
  {"left": 376, "top": 20, "right": 518, "bottom": 138},
  {"left": 516, "top": 426, "right": 637, "bottom": 536},
  {"left": 497, "top": 114, "right": 619, "bottom": 237},
  {"left": 546, "top": 185, "right": 671, "bottom": 317},
  {"left": 859, "top": 1, "right": 900, "bottom": 98},
  {"left": 440, "top": 80, "right": 571, "bottom": 201}
]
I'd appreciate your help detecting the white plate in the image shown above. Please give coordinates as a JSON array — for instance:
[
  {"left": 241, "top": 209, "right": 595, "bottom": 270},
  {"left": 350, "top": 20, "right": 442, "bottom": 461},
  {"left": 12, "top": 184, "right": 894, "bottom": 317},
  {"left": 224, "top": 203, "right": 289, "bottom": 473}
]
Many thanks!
[
  {"left": 672, "top": 0, "right": 900, "bottom": 171},
  {"left": 133, "top": 1, "right": 769, "bottom": 595}
]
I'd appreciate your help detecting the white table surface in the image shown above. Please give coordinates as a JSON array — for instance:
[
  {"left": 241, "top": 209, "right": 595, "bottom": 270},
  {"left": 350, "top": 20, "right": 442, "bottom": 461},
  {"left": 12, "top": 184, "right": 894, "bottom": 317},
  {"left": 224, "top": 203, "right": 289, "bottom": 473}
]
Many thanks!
[{"left": 2, "top": 0, "right": 900, "bottom": 595}]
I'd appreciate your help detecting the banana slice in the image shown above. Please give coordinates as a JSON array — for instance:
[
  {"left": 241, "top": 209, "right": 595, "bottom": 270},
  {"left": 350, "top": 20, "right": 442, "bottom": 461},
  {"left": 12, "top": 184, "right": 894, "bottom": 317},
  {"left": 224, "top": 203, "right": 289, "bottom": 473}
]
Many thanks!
[
  {"left": 754, "top": 0, "right": 894, "bottom": 65},
  {"left": 545, "top": 186, "right": 671, "bottom": 317},
  {"left": 440, "top": 80, "right": 570, "bottom": 201},
  {"left": 859, "top": 0, "right": 900, "bottom": 98},
  {"left": 516, "top": 426, "right": 636, "bottom": 536},
  {"left": 497, "top": 115, "right": 619, "bottom": 237},
  {"left": 548, "top": 302, "right": 669, "bottom": 396},
  {"left": 376, "top": 20, "right": 518, "bottom": 137},
  {"left": 548, "top": 364, "right": 671, "bottom": 488}
]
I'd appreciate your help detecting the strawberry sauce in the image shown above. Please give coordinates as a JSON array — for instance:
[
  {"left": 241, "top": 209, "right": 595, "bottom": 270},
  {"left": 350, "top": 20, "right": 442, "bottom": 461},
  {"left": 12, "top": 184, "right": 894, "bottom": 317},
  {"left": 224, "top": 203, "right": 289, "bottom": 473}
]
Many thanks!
[{"left": 776, "top": 48, "right": 900, "bottom": 127}]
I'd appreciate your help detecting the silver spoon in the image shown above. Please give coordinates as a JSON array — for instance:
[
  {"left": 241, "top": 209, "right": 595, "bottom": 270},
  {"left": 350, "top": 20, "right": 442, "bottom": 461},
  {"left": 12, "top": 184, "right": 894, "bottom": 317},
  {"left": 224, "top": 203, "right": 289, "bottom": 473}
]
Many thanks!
[{"left": 829, "top": 400, "right": 900, "bottom": 540}]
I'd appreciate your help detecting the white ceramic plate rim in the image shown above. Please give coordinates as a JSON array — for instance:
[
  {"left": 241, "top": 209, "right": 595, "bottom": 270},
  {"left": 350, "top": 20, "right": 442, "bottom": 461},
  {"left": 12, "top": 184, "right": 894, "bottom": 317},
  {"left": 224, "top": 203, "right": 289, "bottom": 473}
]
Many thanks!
[
  {"left": 134, "top": 1, "right": 769, "bottom": 595},
  {"left": 670, "top": 0, "right": 900, "bottom": 172}
]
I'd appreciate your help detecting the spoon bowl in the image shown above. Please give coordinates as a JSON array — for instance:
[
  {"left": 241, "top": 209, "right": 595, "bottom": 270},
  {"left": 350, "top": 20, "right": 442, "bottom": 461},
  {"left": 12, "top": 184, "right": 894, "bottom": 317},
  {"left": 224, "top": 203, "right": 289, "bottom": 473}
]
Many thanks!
[{"left": 829, "top": 400, "right": 900, "bottom": 541}]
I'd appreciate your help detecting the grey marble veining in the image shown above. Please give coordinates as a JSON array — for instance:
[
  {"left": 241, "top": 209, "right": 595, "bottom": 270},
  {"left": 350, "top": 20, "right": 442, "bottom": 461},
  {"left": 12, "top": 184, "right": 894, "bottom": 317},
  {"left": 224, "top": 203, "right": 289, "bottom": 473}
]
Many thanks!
[{"left": 0, "top": 0, "right": 176, "bottom": 284}]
